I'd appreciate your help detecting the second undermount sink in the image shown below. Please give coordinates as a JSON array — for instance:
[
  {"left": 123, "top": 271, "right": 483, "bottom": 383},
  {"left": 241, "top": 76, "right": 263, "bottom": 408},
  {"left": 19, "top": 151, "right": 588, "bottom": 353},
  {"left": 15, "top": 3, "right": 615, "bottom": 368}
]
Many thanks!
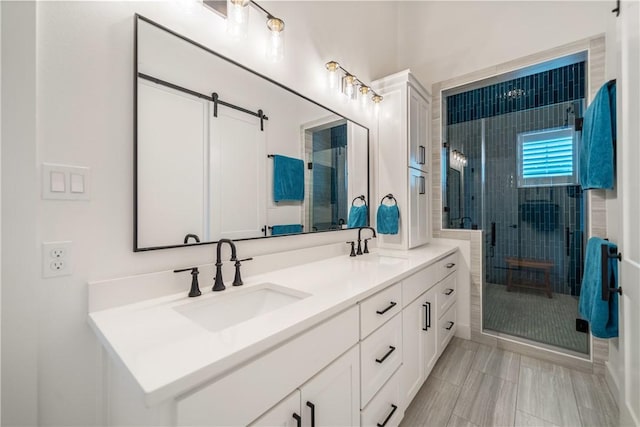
[{"left": 173, "top": 283, "right": 311, "bottom": 333}]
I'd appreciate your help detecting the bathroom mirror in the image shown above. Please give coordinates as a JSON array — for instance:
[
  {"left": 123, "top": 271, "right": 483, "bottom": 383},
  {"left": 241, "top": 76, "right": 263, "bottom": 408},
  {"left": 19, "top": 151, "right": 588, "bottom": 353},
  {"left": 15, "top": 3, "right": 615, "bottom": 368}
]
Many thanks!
[{"left": 134, "top": 15, "right": 369, "bottom": 251}]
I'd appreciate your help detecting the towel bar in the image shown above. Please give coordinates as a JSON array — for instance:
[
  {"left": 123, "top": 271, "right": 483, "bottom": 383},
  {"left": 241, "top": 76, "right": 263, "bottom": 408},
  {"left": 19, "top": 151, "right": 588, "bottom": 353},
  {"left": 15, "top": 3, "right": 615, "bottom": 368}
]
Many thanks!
[{"left": 601, "top": 244, "right": 622, "bottom": 301}]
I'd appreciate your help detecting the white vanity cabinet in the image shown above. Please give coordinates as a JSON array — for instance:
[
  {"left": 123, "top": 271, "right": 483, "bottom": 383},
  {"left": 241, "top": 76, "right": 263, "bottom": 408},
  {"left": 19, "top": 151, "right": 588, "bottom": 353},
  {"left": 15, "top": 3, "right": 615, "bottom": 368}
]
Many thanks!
[
  {"left": 250, "top": 345, "right": 360, "bottom": 427},
  {"left": 373, "top": 70, "right": 431, "bottom": 250},
  {"left": 400, "top": 252, "right": 458, "bottom": 407},
  {"left": 358, "top": 283, "right": 404, "bottom": 427}
]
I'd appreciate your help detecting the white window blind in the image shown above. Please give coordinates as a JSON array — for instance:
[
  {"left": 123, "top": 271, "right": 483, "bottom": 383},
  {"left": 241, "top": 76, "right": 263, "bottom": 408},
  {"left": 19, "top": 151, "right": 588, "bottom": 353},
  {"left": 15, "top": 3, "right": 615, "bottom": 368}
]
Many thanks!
[{"left": 517, "top": 127, "right": 578, "bottom": 187}]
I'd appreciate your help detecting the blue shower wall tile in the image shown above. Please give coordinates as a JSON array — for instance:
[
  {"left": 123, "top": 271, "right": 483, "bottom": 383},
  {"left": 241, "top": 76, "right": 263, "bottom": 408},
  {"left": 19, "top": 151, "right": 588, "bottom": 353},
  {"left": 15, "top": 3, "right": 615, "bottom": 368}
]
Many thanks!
[{"left": 447, "top": 62, "right": 585, "bottom": 125}]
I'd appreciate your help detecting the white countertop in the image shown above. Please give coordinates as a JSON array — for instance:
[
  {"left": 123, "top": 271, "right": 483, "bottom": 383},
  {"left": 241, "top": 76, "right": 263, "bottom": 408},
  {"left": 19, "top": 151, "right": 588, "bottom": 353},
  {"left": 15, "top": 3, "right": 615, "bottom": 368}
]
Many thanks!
[{"left": 88, "top": 243, "right": 458, "bottom": 406}]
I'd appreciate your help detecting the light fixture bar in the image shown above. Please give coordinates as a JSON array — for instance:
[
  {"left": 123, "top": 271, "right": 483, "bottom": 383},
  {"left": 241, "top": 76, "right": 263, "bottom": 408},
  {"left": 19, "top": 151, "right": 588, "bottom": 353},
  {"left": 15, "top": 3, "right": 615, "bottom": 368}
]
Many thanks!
[{"left": 325, "top": 60, "right": 383, "bottom": 103}]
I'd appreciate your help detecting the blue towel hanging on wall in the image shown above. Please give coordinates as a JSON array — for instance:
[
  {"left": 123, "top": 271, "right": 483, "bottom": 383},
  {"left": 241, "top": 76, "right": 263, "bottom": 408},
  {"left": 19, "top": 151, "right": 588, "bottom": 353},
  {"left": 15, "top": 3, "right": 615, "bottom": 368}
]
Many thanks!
[
  {"left": 273, "top": 154, "right": 304, "bottom": 202},
  {"left": 579, "top": 81, "right": 616, "bottom": 190},
  {"left": 377, "top": 195, "right": 399, "bottom": 235},
  {"left": 271, "top": 224, "right": 303, "bottom": 236},
  {"left": 578, "top": 237, "right": 619, "bottom": 338}
]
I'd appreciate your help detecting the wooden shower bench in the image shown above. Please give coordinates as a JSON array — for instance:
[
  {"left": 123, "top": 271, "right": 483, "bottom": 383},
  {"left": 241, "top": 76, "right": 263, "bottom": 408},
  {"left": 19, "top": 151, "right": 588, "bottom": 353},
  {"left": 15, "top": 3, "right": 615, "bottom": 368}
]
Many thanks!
[{"left": 505, "top": 257, "right": 553, "bottom": 298}]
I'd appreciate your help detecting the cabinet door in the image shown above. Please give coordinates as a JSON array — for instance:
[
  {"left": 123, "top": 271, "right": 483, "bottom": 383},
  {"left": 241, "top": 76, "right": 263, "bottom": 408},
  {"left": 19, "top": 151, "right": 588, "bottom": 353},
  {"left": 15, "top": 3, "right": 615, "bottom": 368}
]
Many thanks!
[
  {"left": 400, "top": 287, "right": 437, "bottom": 406},
  {"left": 408, "top": 168, "right": 430, "bottom": 248},
  {"left": 408, "top": 87, "right": 429, "bottom": 172},
  {"left": 301, "top": 345, "right": 360, "bottom": 427},
  {"left": 250, "top": 391, "right": 302, "bottom": 427}
]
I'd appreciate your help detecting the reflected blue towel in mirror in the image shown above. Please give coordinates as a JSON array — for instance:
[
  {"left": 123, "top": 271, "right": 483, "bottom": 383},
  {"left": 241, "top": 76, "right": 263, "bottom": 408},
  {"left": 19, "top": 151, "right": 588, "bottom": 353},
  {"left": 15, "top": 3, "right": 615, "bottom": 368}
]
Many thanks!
[
  {"left": 347, "top": 205, "right": 368, "bottom": 228},
  {"left": 578, "top": 237, "right": 618, "bottom": 338},
  {"left": 579, "top": 81, "right": 616, "bottom": 190},
  {"left": 376, "top": 204, "right": 399, "bottom": 235},
  {"left": 273, "top": 155, "right": 304, "bottom": 202},
  {"left": 271, "top": 224, "right": 303, "bottom": 236}
]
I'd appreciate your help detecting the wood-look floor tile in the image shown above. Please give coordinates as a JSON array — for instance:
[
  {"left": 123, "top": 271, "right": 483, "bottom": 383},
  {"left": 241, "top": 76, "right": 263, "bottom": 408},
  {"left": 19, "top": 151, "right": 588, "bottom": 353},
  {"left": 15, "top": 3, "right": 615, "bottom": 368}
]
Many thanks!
[
  {"left": 447, "top": 414, "right": 479, "bottom": 427},
  {"left": 472, "top": 344, "right": 520, "bottom": 383},
  {"left": 514, "top": 410, "right": 560, "bottom": 427},
  {"left": 453, "top": 369, "right": 517, "bottom": 426},
  {"left": 401, "top": 376, "right": 460, "bottom": 427},
  {"left": 570, "top": 370, "right": 619, "bottom": 427},
  {"left": 431, "top": 338, "right": 478, "bottom": 386},
  {"left": 517, "top": 356, "right": 581, "bottom": 427}
]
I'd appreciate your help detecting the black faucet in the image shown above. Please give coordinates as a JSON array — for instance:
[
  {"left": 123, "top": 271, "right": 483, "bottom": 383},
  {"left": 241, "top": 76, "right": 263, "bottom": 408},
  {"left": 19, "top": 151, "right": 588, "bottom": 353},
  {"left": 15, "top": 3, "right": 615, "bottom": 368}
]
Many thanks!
[
  {"left": 213, "top": 239, "right": 237, "bottom": 291},
  {"left": 357, "top": 227, "right": 377, "bottom": 255}
]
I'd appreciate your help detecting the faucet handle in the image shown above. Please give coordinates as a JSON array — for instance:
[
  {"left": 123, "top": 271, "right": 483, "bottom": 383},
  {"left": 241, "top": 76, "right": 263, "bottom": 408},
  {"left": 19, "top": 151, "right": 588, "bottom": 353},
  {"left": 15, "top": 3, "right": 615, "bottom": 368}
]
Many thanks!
[
  {"left": 174, "top": 267, "right": 201, "bottom": 297},
  {"left": 363, "top": 238, "right": 372, "bottom": 254},
  {"left": 232, "top": 258, "right": 253, "bottom": 286},
  {"left": 346, "top": 241, "right": 356, "bottom": 257}
]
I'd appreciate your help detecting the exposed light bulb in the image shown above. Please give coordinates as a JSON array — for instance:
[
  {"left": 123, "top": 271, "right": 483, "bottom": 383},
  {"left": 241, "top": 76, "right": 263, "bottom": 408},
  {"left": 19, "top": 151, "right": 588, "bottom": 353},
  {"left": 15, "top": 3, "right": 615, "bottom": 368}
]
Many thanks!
[
  {"left": 372, "top": 94, "right": 383, "bottom": 104},
  {"left": 326, "top": 61, "right": 340, "bottom": 91},
  {"left": 359, "top": 86, "right": 370, "bottom": 109},
  {"left": 266, "top": 17, "right": 284, "bottom": 62},
  {"left": 227, "top": 0, "right": 250, "bottom": 39},
  {"left": 343, "top": 74, "right": 355, "bottom": 98}
]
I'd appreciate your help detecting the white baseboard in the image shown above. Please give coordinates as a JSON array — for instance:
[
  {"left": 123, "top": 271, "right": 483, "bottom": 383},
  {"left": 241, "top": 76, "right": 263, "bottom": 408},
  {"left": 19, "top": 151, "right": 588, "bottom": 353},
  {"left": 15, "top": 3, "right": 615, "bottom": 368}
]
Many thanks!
[{"left": 606, "top": 361, "right": 639, "bottom": 427}]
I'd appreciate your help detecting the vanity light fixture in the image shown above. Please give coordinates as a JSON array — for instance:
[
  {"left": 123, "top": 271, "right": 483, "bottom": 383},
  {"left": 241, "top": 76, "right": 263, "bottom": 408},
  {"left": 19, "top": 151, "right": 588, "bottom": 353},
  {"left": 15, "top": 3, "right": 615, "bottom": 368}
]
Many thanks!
[
  {"left": 324, "top": 61, "right": 383, "bottom": 106},
  {"left": 451, "top": 149, "right": 468, "bottom": 168},
  {"left": 223, "top": 0, "right": 286, "bottom": 61}
]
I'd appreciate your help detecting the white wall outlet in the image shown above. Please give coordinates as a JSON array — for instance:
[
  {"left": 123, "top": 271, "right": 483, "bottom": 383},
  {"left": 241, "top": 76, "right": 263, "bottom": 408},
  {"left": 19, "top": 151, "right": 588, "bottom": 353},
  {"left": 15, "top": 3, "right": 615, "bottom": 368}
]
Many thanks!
[{"left": 42, "top": 241, "right": 72, "bottom": 278}]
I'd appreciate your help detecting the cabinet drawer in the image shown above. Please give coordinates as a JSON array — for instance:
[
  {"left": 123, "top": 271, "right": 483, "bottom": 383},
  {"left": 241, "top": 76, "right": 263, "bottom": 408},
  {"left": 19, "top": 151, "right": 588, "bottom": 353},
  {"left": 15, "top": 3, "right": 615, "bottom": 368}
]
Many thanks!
[
  {"left": 361, "top": 313, "right": 402, "bottom": 407},
  {"left": 436, "top": 273, "right": 456, "bottom": 317},
  {"left": 360, "top": 283, "right": 402, "bottom": 339},
  {"left": 402, "top": 251, "right": 458, "bottom": 306},
  {"left": 176, "top": 306, "right": 359, "bottom": 427},
  {"left": 361, "top": 367, "right": 403, "bottom": 427},
  {"left": 438, "top": 304, "right": 456, "bottom": 355}
]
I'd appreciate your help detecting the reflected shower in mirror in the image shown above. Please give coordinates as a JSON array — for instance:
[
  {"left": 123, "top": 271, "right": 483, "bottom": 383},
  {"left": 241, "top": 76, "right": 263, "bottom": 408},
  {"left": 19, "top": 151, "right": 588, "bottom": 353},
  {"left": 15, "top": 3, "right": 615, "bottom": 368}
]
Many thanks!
[{"left": 134, "top": 15, "right": 369, "bottom": 251}]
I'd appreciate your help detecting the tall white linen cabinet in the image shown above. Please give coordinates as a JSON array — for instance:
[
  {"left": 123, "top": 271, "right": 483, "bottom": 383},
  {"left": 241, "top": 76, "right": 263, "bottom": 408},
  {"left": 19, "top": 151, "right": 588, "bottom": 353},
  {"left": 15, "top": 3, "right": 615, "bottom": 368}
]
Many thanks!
[{"left": 373, "top": 70, "right": 432, "bottom": 249}]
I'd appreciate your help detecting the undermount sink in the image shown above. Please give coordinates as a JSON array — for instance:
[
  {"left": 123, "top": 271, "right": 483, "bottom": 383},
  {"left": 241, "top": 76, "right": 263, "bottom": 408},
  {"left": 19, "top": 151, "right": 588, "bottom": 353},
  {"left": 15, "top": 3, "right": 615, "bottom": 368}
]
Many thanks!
[{"left": 173, "top": 283, "right": 311, "bottom": 333}]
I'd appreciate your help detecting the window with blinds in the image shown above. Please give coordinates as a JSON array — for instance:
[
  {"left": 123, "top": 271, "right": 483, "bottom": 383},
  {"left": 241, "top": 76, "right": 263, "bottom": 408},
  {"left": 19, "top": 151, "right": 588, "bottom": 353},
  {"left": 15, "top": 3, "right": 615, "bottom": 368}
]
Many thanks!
[{"left": 517, "top": 127, "right": 578, "bottom": 187}]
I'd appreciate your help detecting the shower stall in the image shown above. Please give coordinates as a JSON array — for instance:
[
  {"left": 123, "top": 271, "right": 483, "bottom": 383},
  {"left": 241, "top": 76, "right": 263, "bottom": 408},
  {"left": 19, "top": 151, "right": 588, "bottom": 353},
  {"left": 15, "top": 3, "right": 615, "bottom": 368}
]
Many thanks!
[{"left": 442, "top": 56, "right": 589, "bottom": 355}]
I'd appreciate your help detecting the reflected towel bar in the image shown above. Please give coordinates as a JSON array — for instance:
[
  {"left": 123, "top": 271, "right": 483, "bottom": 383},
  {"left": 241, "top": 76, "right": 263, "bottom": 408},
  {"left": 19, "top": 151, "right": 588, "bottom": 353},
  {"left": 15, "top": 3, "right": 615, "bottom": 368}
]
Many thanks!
[
  {"left": 352, "top": 195, "right": 367, "bottom": 206},
  {"left": 601, "top": 243, "right": 622, "bottom": 301}
]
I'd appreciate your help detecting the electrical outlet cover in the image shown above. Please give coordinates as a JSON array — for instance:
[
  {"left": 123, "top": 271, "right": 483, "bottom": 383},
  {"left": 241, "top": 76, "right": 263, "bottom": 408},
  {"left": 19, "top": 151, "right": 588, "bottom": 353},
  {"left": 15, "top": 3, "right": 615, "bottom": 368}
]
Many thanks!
[{"left": 42, "top": 241, "right": 72, "bottom": 278}]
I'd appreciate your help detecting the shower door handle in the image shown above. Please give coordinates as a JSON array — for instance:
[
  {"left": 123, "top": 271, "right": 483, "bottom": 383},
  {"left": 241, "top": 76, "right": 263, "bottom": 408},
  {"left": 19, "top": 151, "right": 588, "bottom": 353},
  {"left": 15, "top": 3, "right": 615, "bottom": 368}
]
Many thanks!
[
  {"left": 491, "top": 222, "right": 496, "bottom": 246},
  {"left": 565, "top": 227, "right": 570, "bottom": 256}
]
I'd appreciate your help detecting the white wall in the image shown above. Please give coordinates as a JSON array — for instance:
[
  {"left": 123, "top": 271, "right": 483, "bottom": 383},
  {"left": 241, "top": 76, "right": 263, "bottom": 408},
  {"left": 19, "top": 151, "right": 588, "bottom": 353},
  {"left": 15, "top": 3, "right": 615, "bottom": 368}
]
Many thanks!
[
  {"left": 2, "top": 1, "right": 398, "bottom": 426},
  {"left": 397, "top": 1, "right": 611, "bottom": 89}
]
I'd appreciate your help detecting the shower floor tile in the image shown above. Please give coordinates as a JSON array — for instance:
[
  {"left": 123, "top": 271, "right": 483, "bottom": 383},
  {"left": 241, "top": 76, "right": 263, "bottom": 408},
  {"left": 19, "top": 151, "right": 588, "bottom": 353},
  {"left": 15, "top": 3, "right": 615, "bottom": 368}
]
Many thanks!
[{"left": 483, "top": 283, "right": 588, "bottom": 354}]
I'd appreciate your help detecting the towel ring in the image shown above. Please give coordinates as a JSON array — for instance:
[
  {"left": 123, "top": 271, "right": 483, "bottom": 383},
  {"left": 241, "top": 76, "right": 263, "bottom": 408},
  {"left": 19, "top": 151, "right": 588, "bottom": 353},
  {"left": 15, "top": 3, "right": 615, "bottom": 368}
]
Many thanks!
[
  {"left": 379, "top": 194, "right": 398, "bottom": 206},
  {"left": 351, "top": 195, "right": 367, "bottom": 207}
]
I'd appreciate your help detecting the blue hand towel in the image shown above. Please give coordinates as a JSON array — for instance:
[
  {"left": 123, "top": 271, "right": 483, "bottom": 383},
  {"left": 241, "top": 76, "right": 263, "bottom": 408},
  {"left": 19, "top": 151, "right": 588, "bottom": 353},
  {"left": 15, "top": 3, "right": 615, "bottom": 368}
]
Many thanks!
[
  {"left": 271, "top": 224, "right": 303, "bottom": 236},
  {"left": 578, "top": 237, "right": 619, "bottom": 338},
  {"left": 347, "top": 205, "right": 368, "bottom": 228},
  {"left": 376, "top": 204, "right": 399, "bottom": 235},
  {"left": 579, "top": 81, "right": 616, "bottom": 190},
  {"left": 273, "top": 155, "right": 304, "bottom": 202}
]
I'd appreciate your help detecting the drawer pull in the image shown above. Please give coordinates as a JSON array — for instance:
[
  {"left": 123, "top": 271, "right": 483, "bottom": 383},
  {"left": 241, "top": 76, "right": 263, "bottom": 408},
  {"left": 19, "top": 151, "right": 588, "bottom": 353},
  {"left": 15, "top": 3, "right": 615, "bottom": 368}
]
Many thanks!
[
  {"left": 377, "top": 404, "right": 398, "bottom": 427},
  {"left": 375, "top": 346, "right": 397, "bottom": 363},
  {"left": 444, "top": 288, "right": 455, "bottom": 296},
  {"left": 446, "top": 263, "right": 456, "bottom": 268},
  {"left": 306, "top": 401, "right": 316, "bottom": 427},
  {"left": 376, "top": 301, "right": 397, "bottom": 315},
  {"left": 422, "top": 302, "right": 431, "bottom": 331},
  {"left": 445, "top": 321, "right": 455, "bottom": 330},
  {"left": 292, "top": 413, "right": 301, "bottom": 427}
]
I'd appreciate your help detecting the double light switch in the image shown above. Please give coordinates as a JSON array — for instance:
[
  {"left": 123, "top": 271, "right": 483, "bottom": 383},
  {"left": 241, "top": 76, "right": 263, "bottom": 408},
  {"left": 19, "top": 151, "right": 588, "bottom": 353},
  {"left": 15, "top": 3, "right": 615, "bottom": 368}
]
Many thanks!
[{"left": 42, "top": 163, "right": 90, "bottom": 200}]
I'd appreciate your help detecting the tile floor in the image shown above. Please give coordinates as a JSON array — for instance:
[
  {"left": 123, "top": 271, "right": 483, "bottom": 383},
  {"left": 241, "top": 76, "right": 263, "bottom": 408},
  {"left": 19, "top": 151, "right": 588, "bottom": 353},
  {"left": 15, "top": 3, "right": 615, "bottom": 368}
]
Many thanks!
[{"left": 400, "top": 338, "right": 619, "bottom": 427}]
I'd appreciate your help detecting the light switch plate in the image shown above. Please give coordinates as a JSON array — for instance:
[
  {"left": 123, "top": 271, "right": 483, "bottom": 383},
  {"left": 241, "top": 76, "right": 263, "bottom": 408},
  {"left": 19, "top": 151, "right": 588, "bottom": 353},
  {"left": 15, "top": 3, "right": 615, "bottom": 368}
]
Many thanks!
[{"left": 42, "top": 163, "right": 90, "bottom": 200}]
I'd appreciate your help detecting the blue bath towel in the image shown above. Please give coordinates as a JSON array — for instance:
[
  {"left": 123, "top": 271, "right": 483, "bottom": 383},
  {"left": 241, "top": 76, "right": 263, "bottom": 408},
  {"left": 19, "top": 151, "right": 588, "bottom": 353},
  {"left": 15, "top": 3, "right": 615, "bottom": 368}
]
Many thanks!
[
  {"left": 578, "top": 237, "right": 619, "bottom": 338},
  {"left": 376, "top": 204, "right": 399, "bottom": 235},
  {"left": 579, "top": 81, "right": 616, "bottom": 190},
  {"left": 273, "top": 155, "right": 304, "bottom": 202},
  {"left": 271, "top": 224, "right": 303, "bottom": 236},
  {"left": 347, "top": 205, "right": 368, "bottom": 228}
]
